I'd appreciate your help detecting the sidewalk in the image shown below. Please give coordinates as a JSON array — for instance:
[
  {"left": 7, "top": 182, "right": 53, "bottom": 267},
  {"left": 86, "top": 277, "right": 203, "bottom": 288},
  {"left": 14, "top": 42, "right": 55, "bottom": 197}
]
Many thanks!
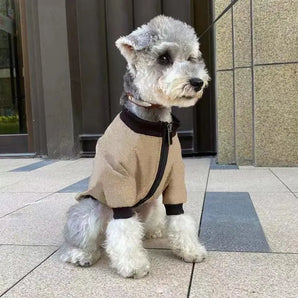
[{"left": 0, "top": 157, "right": 297, "bottom": 297}]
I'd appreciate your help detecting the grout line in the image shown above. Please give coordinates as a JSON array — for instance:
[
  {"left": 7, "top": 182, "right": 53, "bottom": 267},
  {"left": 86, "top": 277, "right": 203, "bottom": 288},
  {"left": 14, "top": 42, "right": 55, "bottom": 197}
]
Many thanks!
[
  {"left": 186, "top": 158, "right": 212, "bottom": 297},
  {"left": 0, "top": 243, "right": 59, "bottom": 247},
  {"left": 250, "top": 0, "right": 256, "bottom": 165},
  {"left": 254, "top": 61, "right": 298, "bottom": 67},
  {"left": 217, "top": 66, "right": 251, "bottom": 71},
  {"left": 205, "top": 249, "right": 298, "bottom": 255},
  {"left": 145, "top": 248, "right": 298, "bottom": 256},
  {"left": 269, "top": 169, "right": 298, "bottom": 199},
  {"left": 0, "top": 248, "right": 58, "bottom": 297},
  {"left": 199, "top": 158, "right": 211, "bottom": 236},
  {"left": 145, "top": 247, "right": 169, "bottom": 251},
  {"left": 0, "top": 192, "right": 55, "bottom": 220},
  {"left": 218, "top": 62, "right": 298, "bottom": 72},
  {"left": 231, "top": 0, "right": 237, "bottom": 164},
  {"left": 217, "top": 68, "right": 234, "bottom": 72},
  {"left": 262, "top": 251, "right": 298, "bottom": 256},
  {"left": 234, "top": 66, "right": 251, "bottom": 69},
  {"left": 187, "top": 263, "right": 195, "bottom": 298},
  {"left": 217, "top": 61, "right": 298, "bottom": 72}
]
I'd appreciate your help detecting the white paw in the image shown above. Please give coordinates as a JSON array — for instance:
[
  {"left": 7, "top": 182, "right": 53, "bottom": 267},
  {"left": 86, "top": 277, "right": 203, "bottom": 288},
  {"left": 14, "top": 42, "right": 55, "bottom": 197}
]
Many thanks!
[
  {"left": 59, "top": 246, "right": 101, "bottom": 267},
  {"left": 176, "top": 244, "right": 207, "bottom": 263},
  {"left": 117, "top": 256, "right": 150, "bottom": 279}
]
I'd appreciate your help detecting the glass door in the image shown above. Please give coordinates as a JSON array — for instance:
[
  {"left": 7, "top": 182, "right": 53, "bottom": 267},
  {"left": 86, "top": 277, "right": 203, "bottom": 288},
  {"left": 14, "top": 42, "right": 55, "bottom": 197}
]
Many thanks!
[{"left": 0, "top": 0, "right": 28, "bottom": 153}]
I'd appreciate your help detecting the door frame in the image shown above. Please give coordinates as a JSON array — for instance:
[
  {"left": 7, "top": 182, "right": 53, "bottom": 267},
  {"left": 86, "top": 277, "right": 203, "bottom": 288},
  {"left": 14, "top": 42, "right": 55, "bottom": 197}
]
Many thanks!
[
  {"left": 192, "top": 0, "right": 217, "bottom": 155},
  {"left": 0, "top": 0, "right": 34, "bottom": 155}
]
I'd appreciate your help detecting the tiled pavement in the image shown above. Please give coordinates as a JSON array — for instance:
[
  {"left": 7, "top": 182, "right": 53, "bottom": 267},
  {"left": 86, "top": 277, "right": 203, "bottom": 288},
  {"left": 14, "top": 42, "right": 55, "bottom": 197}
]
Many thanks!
[{"left": 0, "top": 157, "right": 297, "bottom": 297}]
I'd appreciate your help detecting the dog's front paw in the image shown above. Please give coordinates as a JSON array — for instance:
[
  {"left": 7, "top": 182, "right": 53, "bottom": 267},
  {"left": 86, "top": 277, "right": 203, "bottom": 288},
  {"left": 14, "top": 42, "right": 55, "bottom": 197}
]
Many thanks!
[
  {"left": 117, "top": 256, "right": 150, "bottom": 279},
  {"left": 177, "top": 244, "right": 207, "bottom": 263}
]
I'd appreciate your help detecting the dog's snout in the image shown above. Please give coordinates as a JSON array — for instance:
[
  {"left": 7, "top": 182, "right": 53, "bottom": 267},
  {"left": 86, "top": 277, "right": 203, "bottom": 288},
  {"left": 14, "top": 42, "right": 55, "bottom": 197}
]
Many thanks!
[{"left": 189, "top": 78, "right": 204, "bottom": 92}]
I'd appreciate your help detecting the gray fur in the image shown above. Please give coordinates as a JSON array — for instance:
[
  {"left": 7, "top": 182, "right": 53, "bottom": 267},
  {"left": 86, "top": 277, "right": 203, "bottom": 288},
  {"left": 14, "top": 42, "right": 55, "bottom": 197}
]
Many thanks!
[
  {"left": 121, "top": 70, "right": 171, "bottom": 122},
  {"left": 116, "top": 15, "right": 210, "bottom": 123}
]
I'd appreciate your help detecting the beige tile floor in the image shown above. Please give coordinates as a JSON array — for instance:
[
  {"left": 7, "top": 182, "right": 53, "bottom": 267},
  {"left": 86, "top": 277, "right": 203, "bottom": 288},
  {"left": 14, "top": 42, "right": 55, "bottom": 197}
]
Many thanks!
[{"left": 0, "top": 157, "right": 297, "bottom": 297}]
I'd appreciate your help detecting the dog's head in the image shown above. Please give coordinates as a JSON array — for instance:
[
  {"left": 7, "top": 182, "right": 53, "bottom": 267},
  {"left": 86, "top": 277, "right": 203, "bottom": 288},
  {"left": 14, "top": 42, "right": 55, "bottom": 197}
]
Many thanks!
[{"left": 116, "top": 15, "right": 210, "bottom": 108}]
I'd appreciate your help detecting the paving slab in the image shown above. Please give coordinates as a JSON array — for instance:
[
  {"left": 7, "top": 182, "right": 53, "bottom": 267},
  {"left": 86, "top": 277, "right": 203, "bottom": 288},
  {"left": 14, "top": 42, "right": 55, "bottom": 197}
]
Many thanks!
[
  {"left": 270, "top": 168, "right": 298, "bottom": 192},
  {"left": 199, "top": 192, "right": 270, "bottom": 252},
  {"left": 238, "top": 166, "right": 270, "bottom": 170},
  {"left": 0, "top": 158, "right": 42, "bottom": 173},
  {"left": 0, "top": 172, "right": 29, "bottom": 190},
  {"left": 62, "top": 158, "right": 94, "bottom": 172},
  {"left": 190, "top": 251, "right": 298, "bottom": 298},
  {"left": 58, "top": 177, "right": 89, "bottom": 193},
  {"left": 36, "top": 158, "right": 90, "bottom": 175},
  {"left": 0, "top": 193, "right": 52, "bottom": 218},
  {"left": 0, "top": 193, "right": 74, "bottom": 245},
  {"left": 0, "top": 165, "right": 89, "bottom": 193},
  {"left": 10, "top": 160, "right": 55, "bottom": 172},
  {"left": 207, "top": 169, "right": 289, "bottom": 192},
  {"left": 2, "top": 249, "right": 192, "bottom": 298},
  {"left": 250, "top": 192, "right": 298, "bottom": 253},
  {"left": 184, "top": 191, "right": 205, "bottom": 228},
  {"left": 184, "top": 157, "right": 210, "bottom": 191},
  {"left": 0, "top": 245, "right": 57, "bottom": 296},
  {"left": 210, "top": 158, "right": 239, "bottom": 169}
]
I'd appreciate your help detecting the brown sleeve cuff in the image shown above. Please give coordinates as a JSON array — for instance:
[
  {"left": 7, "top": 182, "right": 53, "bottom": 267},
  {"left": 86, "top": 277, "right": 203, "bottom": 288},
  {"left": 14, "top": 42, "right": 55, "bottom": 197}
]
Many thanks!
[
  {"left": 164, "top": 203, "right": 184, "bottom": 216},
  {"left": 113, "top": 207, "right": 134, "bottom": 219}
]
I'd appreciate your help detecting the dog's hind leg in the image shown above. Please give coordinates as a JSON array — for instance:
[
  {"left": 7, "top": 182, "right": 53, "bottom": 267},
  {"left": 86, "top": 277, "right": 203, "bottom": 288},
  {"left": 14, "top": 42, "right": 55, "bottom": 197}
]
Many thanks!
[
  {"left": 138, "top": 197, "right": 166, "bottom": 239},
  {"left": 105, "top": 215, "right": 150, "bottom": 278},
  {"left": 59, "top": 198, "right": 112, "bottom": 267},
  {"left": 166, "top": 214, "right": 207, "bottom": 263}
]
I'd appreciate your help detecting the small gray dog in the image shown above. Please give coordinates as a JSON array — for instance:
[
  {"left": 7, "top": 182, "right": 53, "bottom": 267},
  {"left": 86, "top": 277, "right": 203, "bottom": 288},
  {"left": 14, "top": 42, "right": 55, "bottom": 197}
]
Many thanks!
[{"left": 60, "top": 15, "right": 210, "bottom": 278}]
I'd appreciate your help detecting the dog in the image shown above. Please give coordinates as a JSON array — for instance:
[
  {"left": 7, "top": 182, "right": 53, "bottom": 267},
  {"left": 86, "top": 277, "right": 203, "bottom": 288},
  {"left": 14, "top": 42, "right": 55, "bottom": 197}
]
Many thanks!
[{"left": 60, "top": 15, "right": 210, "bottom": 279}]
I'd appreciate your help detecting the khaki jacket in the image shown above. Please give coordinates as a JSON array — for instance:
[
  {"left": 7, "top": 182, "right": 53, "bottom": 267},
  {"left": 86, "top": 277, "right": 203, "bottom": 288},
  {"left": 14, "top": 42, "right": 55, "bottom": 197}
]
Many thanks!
[{"left": 76, "top": 109, "right": 187, "bottom": 216}]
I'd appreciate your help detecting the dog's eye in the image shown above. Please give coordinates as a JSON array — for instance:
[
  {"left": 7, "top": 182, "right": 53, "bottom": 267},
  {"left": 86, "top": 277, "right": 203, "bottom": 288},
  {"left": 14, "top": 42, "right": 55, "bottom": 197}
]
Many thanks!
[
  {"left": 187, "top": 56, "right": 197, "bottom": 62},
  {"left": 158, "top": 52, "right": 173, "bottom": 65}
]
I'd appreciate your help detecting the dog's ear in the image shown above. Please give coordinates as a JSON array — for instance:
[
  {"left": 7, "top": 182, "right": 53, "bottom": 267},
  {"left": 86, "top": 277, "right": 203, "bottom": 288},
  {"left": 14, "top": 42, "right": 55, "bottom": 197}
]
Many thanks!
[{"left": 116, "top": 26, "right": 156, "bottom": 65}]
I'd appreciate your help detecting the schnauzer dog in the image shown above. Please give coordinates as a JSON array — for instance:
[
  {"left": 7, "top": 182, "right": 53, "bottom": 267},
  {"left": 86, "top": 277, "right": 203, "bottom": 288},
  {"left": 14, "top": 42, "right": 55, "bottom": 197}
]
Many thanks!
[{"left": 60, "top": 15, "right": 210, "bottom": 278}]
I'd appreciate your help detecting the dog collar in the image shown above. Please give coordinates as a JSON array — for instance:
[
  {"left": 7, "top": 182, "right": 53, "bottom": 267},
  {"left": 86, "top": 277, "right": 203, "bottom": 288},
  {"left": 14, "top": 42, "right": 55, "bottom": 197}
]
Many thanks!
[
  {"left": 120, "top": 108, "right": 180, "bottom": 137},
  {"left": 126, "top": 93, "right": 164, "bottom": 109}
]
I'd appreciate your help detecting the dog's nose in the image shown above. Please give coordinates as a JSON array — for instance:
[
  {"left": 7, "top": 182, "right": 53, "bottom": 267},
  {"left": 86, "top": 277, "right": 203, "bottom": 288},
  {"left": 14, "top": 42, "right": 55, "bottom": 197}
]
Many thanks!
[{"left": 189, "top": 78, "right": 204, "bottom": 92}]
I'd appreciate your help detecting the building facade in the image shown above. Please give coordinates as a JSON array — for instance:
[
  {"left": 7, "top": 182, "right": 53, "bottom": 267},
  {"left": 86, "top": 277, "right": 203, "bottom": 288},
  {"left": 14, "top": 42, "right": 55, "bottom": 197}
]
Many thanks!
[
  {"left": 215, "top": 0, "right": 298, "bottom": 166},
  {"left": 0, "top": 0, "right": 297, "bottom": 166}
]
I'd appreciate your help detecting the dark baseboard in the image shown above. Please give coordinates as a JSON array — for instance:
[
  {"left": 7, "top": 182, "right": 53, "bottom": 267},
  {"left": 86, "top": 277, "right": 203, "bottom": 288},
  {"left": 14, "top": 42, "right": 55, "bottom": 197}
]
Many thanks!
[
  {"left": 79, "top": 130, "right": 197, "bottom": 157},
  {"left": 0, "top": 134, "right": 29, "bottom": 154}
]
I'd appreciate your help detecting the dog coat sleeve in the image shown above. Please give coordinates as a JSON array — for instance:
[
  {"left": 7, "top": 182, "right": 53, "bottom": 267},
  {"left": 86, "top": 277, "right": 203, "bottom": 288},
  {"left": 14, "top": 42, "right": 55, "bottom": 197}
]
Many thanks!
[{"left": 162, "top": 150, "right": 187, "bottom": 214}]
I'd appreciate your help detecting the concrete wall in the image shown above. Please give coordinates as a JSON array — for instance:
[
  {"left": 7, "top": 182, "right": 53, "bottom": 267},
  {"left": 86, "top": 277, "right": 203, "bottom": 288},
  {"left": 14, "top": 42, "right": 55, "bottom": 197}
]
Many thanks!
[
  {"left": 24, "top": 0, "right": 79, "bottom": 158},
  {"left": 215, "top": 0, "right": 298, "bottom": 166}
]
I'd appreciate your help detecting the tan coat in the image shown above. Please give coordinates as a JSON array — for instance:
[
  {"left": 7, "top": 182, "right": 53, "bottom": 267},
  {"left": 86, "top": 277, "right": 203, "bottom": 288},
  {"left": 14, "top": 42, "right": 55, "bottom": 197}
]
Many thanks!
[{"left": 76, "top": 109, "right": 187, "bottom": 212}]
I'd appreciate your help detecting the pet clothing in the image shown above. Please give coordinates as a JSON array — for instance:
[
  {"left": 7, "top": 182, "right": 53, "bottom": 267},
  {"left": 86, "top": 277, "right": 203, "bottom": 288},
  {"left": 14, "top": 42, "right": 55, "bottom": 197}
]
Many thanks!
[{"left": 76, "top": 108, "right": 187, "bottom": 219}]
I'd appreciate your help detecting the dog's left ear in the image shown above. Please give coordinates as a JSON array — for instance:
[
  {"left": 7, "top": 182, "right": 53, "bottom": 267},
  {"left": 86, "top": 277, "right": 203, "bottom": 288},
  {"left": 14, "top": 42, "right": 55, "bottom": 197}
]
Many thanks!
[{"left": 116, "top": 26, "right": 156, "bottom": 65}]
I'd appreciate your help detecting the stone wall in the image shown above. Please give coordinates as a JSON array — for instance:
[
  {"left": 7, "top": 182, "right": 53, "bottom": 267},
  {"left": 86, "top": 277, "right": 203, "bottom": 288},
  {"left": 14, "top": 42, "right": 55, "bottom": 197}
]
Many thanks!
[{"left": 215, "top": 0, "right": 298, "bottom": 166}]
